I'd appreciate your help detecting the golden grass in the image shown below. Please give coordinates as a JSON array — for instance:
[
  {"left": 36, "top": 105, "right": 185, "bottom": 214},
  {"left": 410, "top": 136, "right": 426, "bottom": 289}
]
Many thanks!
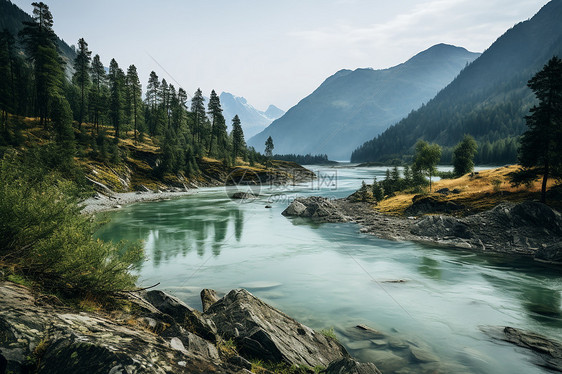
[{"left": 376, "top": 165, "right": 561, "bottom": 216}]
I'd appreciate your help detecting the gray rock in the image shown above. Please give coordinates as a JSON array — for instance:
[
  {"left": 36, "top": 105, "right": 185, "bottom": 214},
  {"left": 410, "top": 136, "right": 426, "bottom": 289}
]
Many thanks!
[
  {"left": 144, "top": 289, "right": 217, "bottom": 342},
  {"left": 481, "top": 326, "right": 562, "bottom": 372},
  {"left": 358, "top": 349, "right": 408, "bottom": 373},
  {"left": 227, "top": 355, "right": 252, "bottom": 370},
  {"left": 325, "top": 357, "right": 382, "bottom": 374},
  {"left": 282, "top": 200, "right": 307, "bottom": 216},
  {"left": 205, "top": 289, "right": 347, "bottom": 367},
  {"left": 409, "top": 346, "right": 439, "bottom": 363},
  {"left": 282, "top": 197, "right": 346, "bottom": 222},
  {"left": 201, "top": 288, "right": 220, "bottom": 313},
  {"left": 535, "top": 242, "right": 562, "bottom": 264},
  {"left": 0, "top": 282, "right": 228, "bottom": 374}
]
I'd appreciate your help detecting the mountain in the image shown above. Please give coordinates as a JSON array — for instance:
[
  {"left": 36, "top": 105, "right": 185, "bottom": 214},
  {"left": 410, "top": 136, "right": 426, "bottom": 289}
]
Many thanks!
[
  {"left": 351, "top": 0, "right": 562, "bottom": 164},
  {"left": 219, "top": 92, "right": 285, "bottom": 139},
  {"left": 0, "top": 0, "right": 76, "bottom": 75},
  {"left": 248, "top": 44, "right": 480, "bottom": 159}
]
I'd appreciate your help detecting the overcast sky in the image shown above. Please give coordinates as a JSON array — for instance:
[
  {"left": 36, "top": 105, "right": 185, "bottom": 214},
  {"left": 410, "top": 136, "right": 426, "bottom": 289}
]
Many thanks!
[{"left": 11, "top": 0, "right": 550, "bottom": 111}]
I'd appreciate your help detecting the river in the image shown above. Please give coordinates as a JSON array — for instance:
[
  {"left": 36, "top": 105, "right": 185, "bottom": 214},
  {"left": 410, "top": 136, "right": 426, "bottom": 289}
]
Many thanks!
[{"left": 96, "top": 165, "right": 562, "bottom": 373}]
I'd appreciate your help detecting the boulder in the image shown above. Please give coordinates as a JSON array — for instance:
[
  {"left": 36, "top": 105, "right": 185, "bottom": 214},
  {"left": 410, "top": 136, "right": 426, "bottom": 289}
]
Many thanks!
[
  {"left": 205, "top": 289, "right": 348, "bottom": 367},
  {"left": 481, "top": 326, "right": 562, "bottom": 372},
  {"left": 282, "top": 197, "right": 345, "bottom": 222},
  {"left": 535, "top": 242, "right": 562, "bottom": 264},
  {"left": 410, "top": 215, "right": 473, "bottom": 239},
  {"left": 201, "top": 288, "right": 220, "bottom": 313},
  {"left": 144, "top": 290, "right": 217, "bottom": 342},
  {"left": 325, "top": 357, "right": 382, "bottom": 374}
]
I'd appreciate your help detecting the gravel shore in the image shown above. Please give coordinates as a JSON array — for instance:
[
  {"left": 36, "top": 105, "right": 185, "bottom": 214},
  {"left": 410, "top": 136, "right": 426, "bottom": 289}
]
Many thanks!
[{"left": 80, "top": 189, "right": 196, "bottom": 215}]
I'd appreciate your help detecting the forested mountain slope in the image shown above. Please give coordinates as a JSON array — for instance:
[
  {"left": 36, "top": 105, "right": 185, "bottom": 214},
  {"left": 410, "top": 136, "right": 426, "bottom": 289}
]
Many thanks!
[{"left": 351, "top": 0, "right": 562, "bottom": 164}]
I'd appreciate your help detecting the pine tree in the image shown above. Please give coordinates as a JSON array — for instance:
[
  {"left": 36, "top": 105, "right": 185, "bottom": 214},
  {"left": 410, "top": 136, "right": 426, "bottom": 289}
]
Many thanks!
[
  {"left": 517, "top": 56, "right": 562, "bottom": 203},
  {"left": 265, "top": 136, "right": 274, "bottom": 158},
  {"left": 89, "top": 54, "right": 106, "bottom": 132},
  {"left": 207, "top": 90, "right": 223, "bottom": 157},
  {"left": 126, "top": 65, "right": 142, "bottom": 142},
  {"left": 19, "top": 2, "right": 63, "bottom": 127},
  {"left": 72, "top": 38, "right": 91, "bottom": 129},
  {"left": 108, "top": 58, "right": 124, "bottom": 138},
  {"left": 191, "top": 88, "right": 205, "bottom": 144},
  {"left": 231, "top": 115, "right": 245, "bottom": 161}
]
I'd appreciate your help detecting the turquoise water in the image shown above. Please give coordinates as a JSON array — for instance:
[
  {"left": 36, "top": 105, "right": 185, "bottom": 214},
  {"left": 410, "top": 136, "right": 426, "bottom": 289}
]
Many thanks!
[{"left": 96, "top": 165, "right": 562, "bottom": 373}]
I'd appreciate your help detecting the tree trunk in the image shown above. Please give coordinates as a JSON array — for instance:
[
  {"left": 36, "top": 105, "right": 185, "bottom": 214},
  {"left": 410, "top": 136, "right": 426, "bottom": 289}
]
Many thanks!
[{"left": 541, "top": 161, "right": 549, "bottom": 203}]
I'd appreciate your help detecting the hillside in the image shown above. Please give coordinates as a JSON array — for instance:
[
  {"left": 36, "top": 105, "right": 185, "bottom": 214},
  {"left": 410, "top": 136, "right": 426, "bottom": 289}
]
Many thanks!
[
  {"left": 0, "top": 0, "right": 76, "bottom": 74},
  {"left": 248, "top": 44, "right": 479, "bottom": 159},
  {"left": 351, "top": 0, "right": 562, "bottom": 164},
  {"left": 220, "top": 92, "right": 284, "bottom": 138}
]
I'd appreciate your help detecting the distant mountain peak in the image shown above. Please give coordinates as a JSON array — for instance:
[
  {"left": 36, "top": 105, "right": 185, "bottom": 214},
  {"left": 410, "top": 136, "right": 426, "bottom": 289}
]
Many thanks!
[
  {"left": 219, "top": 92, "right": 285, "bottom": 138},
  {"left": 248, "top": 43, "right": 480, "bottom": 159}
]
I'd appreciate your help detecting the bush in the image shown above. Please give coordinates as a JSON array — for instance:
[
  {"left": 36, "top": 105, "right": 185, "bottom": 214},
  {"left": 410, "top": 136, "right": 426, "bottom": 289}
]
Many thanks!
[{"left": 0, "top": 151, "right": 143, "bottom": 299}]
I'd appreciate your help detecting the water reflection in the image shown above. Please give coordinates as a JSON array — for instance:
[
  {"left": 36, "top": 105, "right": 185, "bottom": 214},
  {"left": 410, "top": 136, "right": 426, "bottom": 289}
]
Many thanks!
[
  {"left": 418, "top": 257, "right": 442, "bottom": 280},
  {"left": 96, "top": 198, "right": 245, "bottom": 266}
]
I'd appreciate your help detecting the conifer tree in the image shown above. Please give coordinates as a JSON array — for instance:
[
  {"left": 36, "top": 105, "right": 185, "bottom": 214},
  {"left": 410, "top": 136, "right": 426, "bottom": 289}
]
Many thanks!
[
  {"left": 72, "top": 38, "right": 91, "bottom": 129},
  {"left": 89, "top": 54, "right": 106, "bottom": 131},
  {"left": 108, "top": 58, "right": 124, "bottom": 138},
  {"left": 517, "top": 56, "right": 562, "bottom": 203},
  {"left": 207, "top": 90, "right": 223, "bottom": 157},
  {"left": 20, "top": 2, "right": 63, "bottom": 126},
  {"left": 191, "top": 88, "right": 205, "bottom": 144},
  {"left": 231, "top": 115, "right": 245, "bottom": 161},
  {"left": 126, "top": 65, "right": 142, "bottom": 142}
]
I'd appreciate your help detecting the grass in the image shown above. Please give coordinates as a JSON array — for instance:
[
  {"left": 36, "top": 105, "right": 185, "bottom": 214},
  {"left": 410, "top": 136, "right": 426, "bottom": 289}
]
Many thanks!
[
  {"left": 250, "top": 360, "right": 325, "bottom": 374},
  {"left": 376, "top": 165, "right": 562, "bottom": 216},
  {"left": 319, "top": 327, "right": 337, "bottom": 340}
]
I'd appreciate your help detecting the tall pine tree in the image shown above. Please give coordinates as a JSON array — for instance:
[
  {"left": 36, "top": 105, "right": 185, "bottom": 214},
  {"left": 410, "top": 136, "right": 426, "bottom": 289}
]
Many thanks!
[
  {"left": 518, "top": 56, "right": 562, "bottom": 203},
  {"left": 72, "top": 38, "right": 91, "bottom": 129}
]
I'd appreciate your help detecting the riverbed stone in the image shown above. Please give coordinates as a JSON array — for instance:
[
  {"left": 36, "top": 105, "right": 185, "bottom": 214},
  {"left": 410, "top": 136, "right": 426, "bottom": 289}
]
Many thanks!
[
  {"left": 481, "top": 326, "right": 562, "bottom": 372},
  {"left": 325, "top": 357, "right": 382, "bottom": 374},
  {"left": 205, "top": 288, "right": 348, "bottom": 367}
]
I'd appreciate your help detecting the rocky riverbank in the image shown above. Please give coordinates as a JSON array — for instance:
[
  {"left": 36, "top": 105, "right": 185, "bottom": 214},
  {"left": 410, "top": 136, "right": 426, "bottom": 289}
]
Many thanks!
[
  {"left": 0, "top": 281, "right": 380, "bottom": 374},
  {"left": 282, "top": 196, "right": 562, "bottom": 263}
]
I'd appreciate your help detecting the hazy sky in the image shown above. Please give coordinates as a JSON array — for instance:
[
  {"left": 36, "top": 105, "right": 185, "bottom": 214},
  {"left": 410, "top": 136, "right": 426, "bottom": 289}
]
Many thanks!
[{"left": 11, "top": 0, "right": 550, "bottom": 111}]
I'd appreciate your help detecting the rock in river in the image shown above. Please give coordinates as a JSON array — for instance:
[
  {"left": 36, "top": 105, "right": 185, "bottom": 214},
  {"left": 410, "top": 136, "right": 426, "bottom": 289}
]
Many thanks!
[{"left": 205, "top": 288, "right": 348, "bottom": 367}]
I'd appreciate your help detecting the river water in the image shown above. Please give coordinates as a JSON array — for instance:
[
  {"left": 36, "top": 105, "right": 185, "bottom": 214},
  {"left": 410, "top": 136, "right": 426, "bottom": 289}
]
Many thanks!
[{"left": 96, "top": 165, "right": 562, "bottom": 373}]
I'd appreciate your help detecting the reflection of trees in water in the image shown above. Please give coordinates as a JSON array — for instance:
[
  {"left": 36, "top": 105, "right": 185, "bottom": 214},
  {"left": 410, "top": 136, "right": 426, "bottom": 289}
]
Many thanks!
[
  {"left": 482, "top": 273, "right": 562, "bottom": 327},
  {"left": 101, "top": 202, "right": 245, "bottom": 266},
  {"left": 418, "top": 257, "right": 442, "bottom": 280}
]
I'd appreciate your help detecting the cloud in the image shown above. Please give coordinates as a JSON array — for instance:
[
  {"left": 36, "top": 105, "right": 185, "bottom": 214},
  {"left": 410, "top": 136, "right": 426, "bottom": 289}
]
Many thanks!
[{"left": 289, "top": 0, "right": 547, "bottom": 66}]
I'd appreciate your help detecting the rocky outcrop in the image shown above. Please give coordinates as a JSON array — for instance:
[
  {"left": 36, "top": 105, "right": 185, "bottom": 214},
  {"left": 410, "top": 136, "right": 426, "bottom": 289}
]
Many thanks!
[
  {"left": 0, "top": 282, "right": 227, "bottom": 374},
  {"left": 205, "top": 289, "right": 348, "bottom": 367},
  {"left": 1, "top": 283, "right": 376, "bottom": 373},
  {"left": 481, "top": 326, "right": 562, "bottom": 372},
  {"left": 283, "top": 197, "right": 562, "bottom": 259}
]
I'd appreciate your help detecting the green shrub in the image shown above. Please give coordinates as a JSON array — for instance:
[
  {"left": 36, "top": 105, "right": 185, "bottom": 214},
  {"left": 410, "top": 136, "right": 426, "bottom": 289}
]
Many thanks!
[{"left": 0, "top": 151, "right": 143, "bottom": 299}]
